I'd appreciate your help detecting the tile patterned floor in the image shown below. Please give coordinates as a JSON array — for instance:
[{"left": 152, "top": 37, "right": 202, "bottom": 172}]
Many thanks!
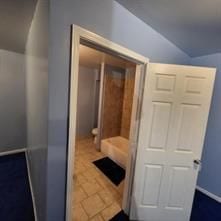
[{"left": 72, "top": 138, "right": 124, "bottom": 221}]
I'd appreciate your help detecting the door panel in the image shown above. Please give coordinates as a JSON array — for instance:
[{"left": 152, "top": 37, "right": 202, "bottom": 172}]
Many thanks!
[
  {"left": 130, "top": 63, "right": 216, "bottom": 221},
  {"left": 176, "top": 104, "right": 200, "bottom": 152},
  {"left": 142, "top": 164, "right": 163, "bottom": 206},
  {"left": 166, "top": 166, "right": 189, "bottom": 209},
  {"left": 149, "top": 102, "right": 171, "bottom": 150}
]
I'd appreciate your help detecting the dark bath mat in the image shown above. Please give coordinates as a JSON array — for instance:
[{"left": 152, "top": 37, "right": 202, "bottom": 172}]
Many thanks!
[
  {"left": 93, "top": 157, "right": 125, "bottom": 185},
  {"left": 109, "top": 210, "right": 129, "bottom": 221}
]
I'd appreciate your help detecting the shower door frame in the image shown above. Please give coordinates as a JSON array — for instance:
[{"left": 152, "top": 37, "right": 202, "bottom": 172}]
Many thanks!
[{"left": 66, "top": 25, "right": 149, "bottom": 221}]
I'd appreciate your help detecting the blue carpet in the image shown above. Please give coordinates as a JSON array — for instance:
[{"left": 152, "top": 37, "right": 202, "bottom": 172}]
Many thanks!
[
  {"left": 190, "top": 190, "right": 221, "bottom": 221},
  {"left": 0, "top": 152, "right": 35, "bottom": 221},
  {"left": 109, "top": 190, "right": 221, "bottom": 221}
]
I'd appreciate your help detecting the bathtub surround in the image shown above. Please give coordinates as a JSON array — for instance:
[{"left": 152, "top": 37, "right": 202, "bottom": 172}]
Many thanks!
[
  {"left": 121, "top": 67, "right": 135, "bottom": 139},
  {"left": 101, "top": 66, "right": 125, "bottom": 139},
  {"left": 0, "top": 49, "right": 26, "bottom": 152},
  {"left": 101, "top": 65, "right": 135, "bottom": 140},
  {"left": 101, "top": 136, "right": 129, "bottom": 169}
]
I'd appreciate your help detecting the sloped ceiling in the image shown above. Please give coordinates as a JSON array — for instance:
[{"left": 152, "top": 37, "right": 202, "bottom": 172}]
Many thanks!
[
  {"left": 0, "top": 0, "right": 37, "bottom": 53},
  {"left": 116, "top": 0, "right": 221, "bottom": 57}
]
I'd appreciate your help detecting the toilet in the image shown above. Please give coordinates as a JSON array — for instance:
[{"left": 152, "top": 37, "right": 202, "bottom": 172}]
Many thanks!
[{"left": 91, "top": 128, "right": 98, "bottom": 143}]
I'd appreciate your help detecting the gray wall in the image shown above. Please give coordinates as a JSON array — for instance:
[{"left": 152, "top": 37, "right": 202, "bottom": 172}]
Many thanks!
[
  {"left": 0, "top": 49, "right": 26, "bottom": 152},
  {"left": 191, "top": 53, "right": 221, "bottom": 197},
  {"left": 25, "top": 0, "right": 48, "bottom": 220},
  {"left": 48, "top": 0, "right": 190, "bottom": 220},
  {"left": 76, "top": 66, "right": 98, "bottom": 138}
]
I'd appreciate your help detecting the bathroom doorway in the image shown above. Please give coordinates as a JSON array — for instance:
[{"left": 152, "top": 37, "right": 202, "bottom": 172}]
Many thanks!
[
  {"left": 67, "top": 26, "right": 216, "bottom": 221},
  {"left": 72, "top": 43, "right": 139, "bottom": 220},
  {"left": 67, "top": 26, "right": 148, "bottom": 221}
]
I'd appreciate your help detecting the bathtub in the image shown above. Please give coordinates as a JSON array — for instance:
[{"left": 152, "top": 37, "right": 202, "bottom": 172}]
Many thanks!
[{"left": 101, "top": 136, "right": 129, "bottom": 169}]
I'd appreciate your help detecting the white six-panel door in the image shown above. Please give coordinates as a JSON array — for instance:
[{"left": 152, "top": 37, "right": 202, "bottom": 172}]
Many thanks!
[{"left": 130, "top": 63, "right": 216, "bottom": 221}]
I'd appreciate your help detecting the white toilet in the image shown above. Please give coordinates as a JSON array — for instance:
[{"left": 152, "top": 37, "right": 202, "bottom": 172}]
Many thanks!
[{"left": 91, "top": 128, "right": 98, "bottom": 143}]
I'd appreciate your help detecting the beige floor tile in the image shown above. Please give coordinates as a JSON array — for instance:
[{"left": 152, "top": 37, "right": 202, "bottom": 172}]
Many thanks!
[
  {"left": 72, "top": 203, "right": 89, "bottom": 221},
  {"left": 82, "top": 169, "right": 99, "bottom": 181},
  {"left": 83, "top": 161, "right": 95, "bottom": 169},
  {"left": 89, "top": 167, "right": 103, "bottom": 178},
  {"left": 75, "top": 173, "right": 88, "bottom": 185},
  {"left": 98, "top": 189, "right": 116, "bottom": 206},
  {"left": 74, "top": 163, "right": 87, "bottom": 175},
  {"left": 94, "top": 151, "right": 105, "bottom": 158},
  {"left": 73, "top": 186, "right": 87, "bottom": 204},
  {"left": 83, "top": 153, "right": 99, "bottom": 161},
  {"left": 106, "top": 185, "right": 121, "bottom": 198},
  {"left": 89, "top": 214, "right": 104, "bottom": 221},
  {"left": 81, "top": 180, "right": 103, "bottom": 196},
  {"left": 101, "top": 202, "right": 121, "bottom": 221},
  {"left": 95, "top": 175, "right": 112, "bottom": 189},
  {"left": 116, "top": 180, "right": 125, "bottom": 195},
  {"left": 115, "top": 195, "right": 123, "bottom": 206},
  {"left": 73, "top": 138, "right": 125, "bottom": 220},
  {"left": 82, "top": 194, "right": 106, "bottom": 218}
]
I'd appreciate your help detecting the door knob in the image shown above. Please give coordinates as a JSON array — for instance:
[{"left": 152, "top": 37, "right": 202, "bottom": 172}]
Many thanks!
[
  {"left": 193, "top": 159, "right": 202, "bottom": 170},
  {"left": 193, "top": 159, "right": 201, "bottom": 165}
]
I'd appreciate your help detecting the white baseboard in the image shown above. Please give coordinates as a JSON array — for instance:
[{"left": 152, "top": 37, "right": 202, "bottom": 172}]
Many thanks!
[
  {"left": 0, "top": 148, "right": 26, "bottom": 156},
  {"left": 25, "top": 152, "right": 38, "bottom": 221},
  {"left": 196, "top": 186, "right": 221, "bottom": 203}
]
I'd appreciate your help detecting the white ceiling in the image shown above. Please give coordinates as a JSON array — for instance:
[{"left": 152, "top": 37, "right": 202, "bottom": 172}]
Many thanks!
[
  {"left": 0, "top": 0, "right": 37, "bottom": 53},
  {"left": 79, "top": 44, "right": 135, "bottom": 69},
  {"left": 116, "top": 0, "right": 221, "bottom": 57}
]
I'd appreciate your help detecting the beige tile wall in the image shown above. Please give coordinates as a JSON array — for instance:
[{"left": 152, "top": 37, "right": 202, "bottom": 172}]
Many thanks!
[
  {"left": 121, "top": 68, "right": 136, "bottom": 139},
  {"left": 101, "top": 66, "right": 125, "bottom": 139},
  {"left": 101, "top": 66, "right": 135, "bottom": 140}
]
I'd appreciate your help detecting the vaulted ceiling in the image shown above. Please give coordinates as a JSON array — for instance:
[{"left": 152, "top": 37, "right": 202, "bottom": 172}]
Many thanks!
[
  {"left": 0, "top": 0, "right": 37, "bottom": 53},
  {"left": 1, "top": 0, "right": 220, "bottom": 57},
  {"left": 116, "top": 0, "right": 221, "bottom": 57}
]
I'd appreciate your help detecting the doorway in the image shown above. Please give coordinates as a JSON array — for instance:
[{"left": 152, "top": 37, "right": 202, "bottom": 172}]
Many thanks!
[
  {"left": 73, "top": 44, "right": 137, "bottom": 220},
  {"left": 67, "top": 26, "right": 216, "bottom": 221},
  {"left": 66, "top": 26, "right": 148, "bottom": 221}
]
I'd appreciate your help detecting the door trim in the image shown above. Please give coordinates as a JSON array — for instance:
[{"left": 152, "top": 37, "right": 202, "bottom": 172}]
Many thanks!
[
  {"left": 96, "top": 62, "right": 105, "bottom": 151},
  {"left": 66, "top": 25, "right": 149, "bottom": 221}
]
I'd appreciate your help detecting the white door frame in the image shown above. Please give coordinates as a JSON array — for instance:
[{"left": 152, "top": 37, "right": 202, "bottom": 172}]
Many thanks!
[{"left": 66, "top": 25, "right": 149, "bottom": 221}]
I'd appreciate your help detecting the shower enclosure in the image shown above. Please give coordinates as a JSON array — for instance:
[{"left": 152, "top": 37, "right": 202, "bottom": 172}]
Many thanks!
[{"left": 96, "top": 64, "right": 136, "bottom": 169}]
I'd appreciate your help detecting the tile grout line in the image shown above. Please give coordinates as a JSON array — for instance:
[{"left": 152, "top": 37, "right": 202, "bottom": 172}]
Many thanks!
[
  {"left": 74, "top": 171, "right": 103, "bottom": 219},
  {"left": 73, "top": 138, "right": 123, "bottom": 220},
  {"left": 100, "top": 201, "right": 116, "bottom": 221},
  {"left": 79, "top": 180, "right": 109, "bottom": 220}
]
